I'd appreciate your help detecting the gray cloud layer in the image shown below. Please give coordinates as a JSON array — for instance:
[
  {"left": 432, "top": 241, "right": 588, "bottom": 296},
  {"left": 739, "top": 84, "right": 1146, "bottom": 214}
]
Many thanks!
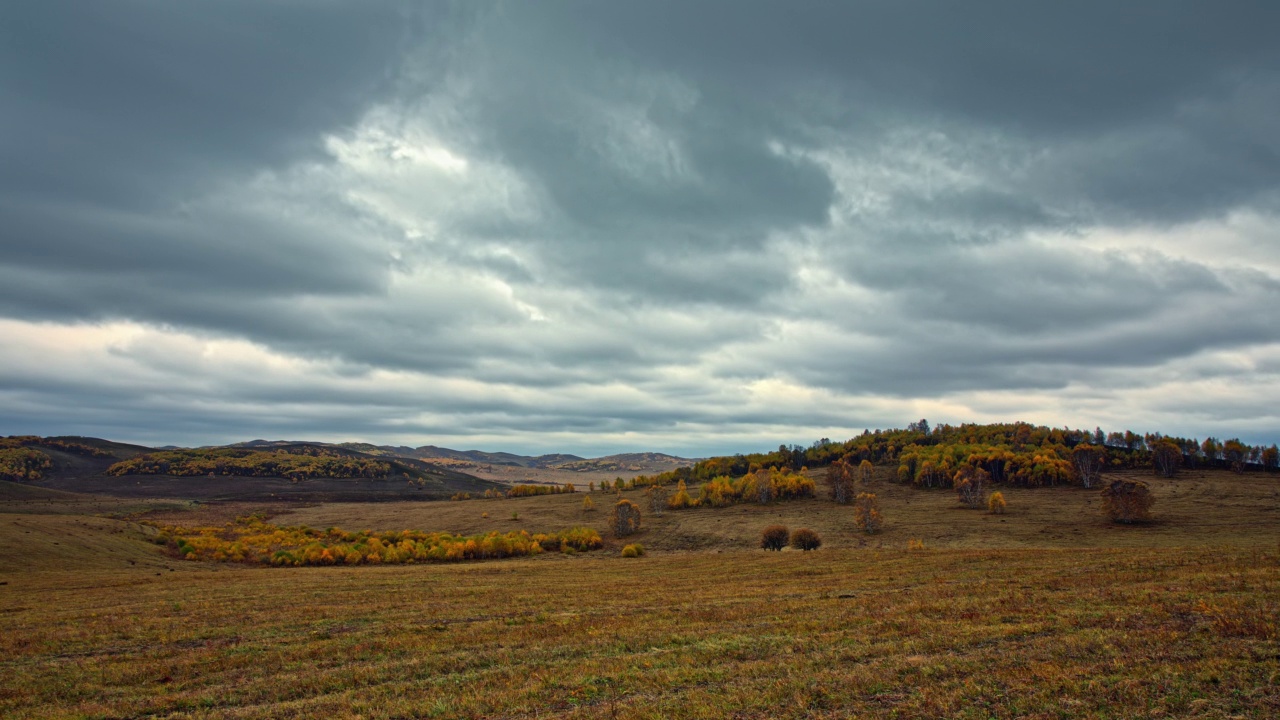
[{"left": 2, "top": 2, "right": 1279, "bottom": 453}]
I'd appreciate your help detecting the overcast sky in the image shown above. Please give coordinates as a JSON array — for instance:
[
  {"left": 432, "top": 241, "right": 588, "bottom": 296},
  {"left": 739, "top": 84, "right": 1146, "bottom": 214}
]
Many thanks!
[{"left": 3, "top": 2, "right": 1279, "bottom": 456}]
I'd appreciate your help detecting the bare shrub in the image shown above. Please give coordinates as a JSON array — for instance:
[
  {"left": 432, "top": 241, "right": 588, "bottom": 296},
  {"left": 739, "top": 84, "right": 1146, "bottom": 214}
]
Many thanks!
[
  {"left": 760, "top": 525, "right": 789, "bottom": 551},
  {"left": 1101, "top": 479, "right": 1154, "bottom": 524},
  {"left": 789, "top": 528, "right": 821, "bottom": 551}
]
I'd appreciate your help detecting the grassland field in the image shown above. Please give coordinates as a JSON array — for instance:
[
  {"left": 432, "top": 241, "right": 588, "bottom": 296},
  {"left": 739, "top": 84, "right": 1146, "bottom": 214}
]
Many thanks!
[{"left": 1, "top": 468, "right": 1277, "bottom": 718}]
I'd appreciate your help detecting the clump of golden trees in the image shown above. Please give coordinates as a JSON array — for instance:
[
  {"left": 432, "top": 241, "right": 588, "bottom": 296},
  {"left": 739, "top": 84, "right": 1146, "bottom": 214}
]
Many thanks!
[{"left": 696, "top": 468, "right": 815, "bottom": 507}]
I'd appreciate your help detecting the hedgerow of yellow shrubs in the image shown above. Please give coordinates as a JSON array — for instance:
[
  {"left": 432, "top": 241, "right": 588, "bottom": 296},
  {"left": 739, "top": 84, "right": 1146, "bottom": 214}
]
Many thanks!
[{"left": 151, "top": 516, "right": 603, "bottom": 566}]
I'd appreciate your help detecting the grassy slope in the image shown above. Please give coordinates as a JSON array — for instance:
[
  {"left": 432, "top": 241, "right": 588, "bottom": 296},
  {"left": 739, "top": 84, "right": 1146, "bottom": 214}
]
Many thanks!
[{"left": 1, "top": 469, "right": 1277, "bottom": 719}]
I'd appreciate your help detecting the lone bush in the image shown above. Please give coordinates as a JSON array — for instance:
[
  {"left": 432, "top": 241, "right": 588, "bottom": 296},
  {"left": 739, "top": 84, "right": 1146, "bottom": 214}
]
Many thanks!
[
  {"left": 582, "top": 495, "right": 595, "bottom": 512},
  {"left": 611, "top": 499, "right": 642, "bottom": 537},
  {"left": 1101, "top": 479, "right": 1154, "bottom": 524},
  {"left": 987, "top": 491, "right": 1006, "bottom": 514},
  {"left": 760, "top": 524, "right": 789, "bottom": 551},
  {"left": 789, "top": 528, "right": 822, "bottom": 551},
  {"left": 667, "top": 480, "right": 694, "bottom": 510},
  {"left": 620, "top": 543, "right": 645, "bottom": 558}
]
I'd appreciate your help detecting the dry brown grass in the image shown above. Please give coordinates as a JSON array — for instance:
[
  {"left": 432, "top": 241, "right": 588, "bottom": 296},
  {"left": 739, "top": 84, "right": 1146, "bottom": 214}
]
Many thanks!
[{"left": 1, "top": 468, "right": 1277, "bottom": 718}]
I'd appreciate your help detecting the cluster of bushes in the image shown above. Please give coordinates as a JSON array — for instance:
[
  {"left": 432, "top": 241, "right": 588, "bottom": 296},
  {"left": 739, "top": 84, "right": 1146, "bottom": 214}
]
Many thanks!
[
  {"left": 620, "top": 543, "right": 645, "bottom": 558},
  {"left": 897, "top": 443, "right": 1075, "bottom": 489},
  {"left": 151, "top": 516, "right": 603, "bottom": 566},
  {"left": 760, "top": 525, "right": 822, "bottom": 551},
  {"left": 106, "top": 448, "right": 391, "bottom": 480},
  {"left": 0, "top": 446, "right": 53, "bottom": 481}
]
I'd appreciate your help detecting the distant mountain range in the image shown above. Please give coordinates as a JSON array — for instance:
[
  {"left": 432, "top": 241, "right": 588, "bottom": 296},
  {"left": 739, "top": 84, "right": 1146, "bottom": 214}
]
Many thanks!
[{"left": 232, "top": 440, "right": 698, "bottom": 473}]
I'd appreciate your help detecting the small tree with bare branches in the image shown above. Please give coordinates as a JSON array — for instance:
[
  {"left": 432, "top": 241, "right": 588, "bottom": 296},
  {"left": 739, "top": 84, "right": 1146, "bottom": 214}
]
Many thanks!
[
  {"left": 953, "top": 465, "right": 990, "bottom": 509},
  {"left": 611, "top": 499, "right": 642, "bottom": 537},
  {"left": 827, "top": 458, "right": 855, "bottom": 504},
  {"left": 1151, "top": 441, "right": 1181, "bottom": 478},
  {"left": 1071, "top": 445, "right": 1105, "bottom": 489},
  {"left": 853, "top": 492, "right": 882, "bottom": 534}
]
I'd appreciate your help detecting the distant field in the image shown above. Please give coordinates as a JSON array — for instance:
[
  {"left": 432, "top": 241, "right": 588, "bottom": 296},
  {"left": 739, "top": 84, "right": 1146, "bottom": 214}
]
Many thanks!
[
  {"left": 1, "top": 468, "right": 1277, "bottom": 718},
  {"left": 274, "top": 467, "right": 1280, "bottom": 551}
]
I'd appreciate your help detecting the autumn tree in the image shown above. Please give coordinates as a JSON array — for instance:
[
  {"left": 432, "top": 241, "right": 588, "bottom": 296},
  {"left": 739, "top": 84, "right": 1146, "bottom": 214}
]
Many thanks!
[
  {"left": 1222, "top": 438, "right": 1249, "bottom": 474},
  {"left": 611, "top": 499, "right": 642, "bottom": 537},
  {"left": 1262, "top": 444, "right": 1279, "bottom": 473},
  {"left": 760, "top": 525, "right": 789, "bottom": 551},
  {"left": 582, "top": 495, "right": 595, "bottom": 512},
  {"left": 1201, "top": 438, "right": 1220, "bottom": 466},
  {"left": 987, "top": 491, "right": 1006, "bottom": 514},
  {"left": 953, "top": 465, "right": 990, "bottom": 509},
  {"left": 853, "top": 492, "right": 882, "bottom": 534},
  {"left": 669, "top": 479, "right": 694, "bottom": 509},
  {"left": 1100, "top": 479, "right": 1154, "bottom": 524},
  {"left": 827, "top": 458, "right": 855, "bottom": 504},
  {"left": 858, "top": 459, "right": 874, "bottom": 485},
  {"left": 1151, "top": 440, "right": 1181, "bottom": 478},
  {"left": 750, "top": 468, "right": 773, "bottom": 504},
  {"left": 1070, "top": 444, "right": 1105, "bottom": 489}
]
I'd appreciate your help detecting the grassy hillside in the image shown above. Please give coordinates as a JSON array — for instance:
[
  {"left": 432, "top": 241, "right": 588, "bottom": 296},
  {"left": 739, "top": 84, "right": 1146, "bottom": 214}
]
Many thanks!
[
  {"left": 12, "top": 439, "right": 503, "bottom": 502},
  {"left": 2, "top": 442, "right": 1277, "bottom": 717}
]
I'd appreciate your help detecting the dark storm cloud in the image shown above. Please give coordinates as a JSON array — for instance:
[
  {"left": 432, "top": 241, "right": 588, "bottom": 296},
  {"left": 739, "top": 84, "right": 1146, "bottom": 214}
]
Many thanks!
[
  {"left": 0, "top": 0, "right": 416, "bottom": 204},
  {"left": 2, "top": 1, "right": 1280, "bottom": 451}
]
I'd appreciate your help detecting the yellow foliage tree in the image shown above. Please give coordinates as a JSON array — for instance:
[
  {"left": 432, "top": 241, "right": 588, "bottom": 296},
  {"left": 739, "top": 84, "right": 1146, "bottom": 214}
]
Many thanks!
[
  {"left": 987, "top": 491, "right": 1006, "bottom": 514},
  {"left": 853, "top": 492, "right": 882, "bottom": 534}
]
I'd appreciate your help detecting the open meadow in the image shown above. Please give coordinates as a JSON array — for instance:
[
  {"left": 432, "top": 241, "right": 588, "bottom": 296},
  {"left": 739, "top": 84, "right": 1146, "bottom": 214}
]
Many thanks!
[{"left": 2, "top": 469, "right": 1278, "bottom": 719}]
